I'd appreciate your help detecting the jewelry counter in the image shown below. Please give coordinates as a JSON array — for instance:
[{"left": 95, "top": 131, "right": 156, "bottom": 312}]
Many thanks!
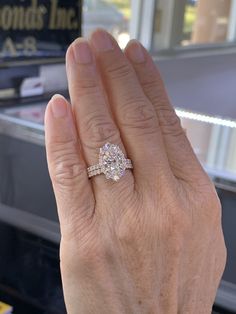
[{"left": 0, "top": 103, "right": 236, "bottom": 313}]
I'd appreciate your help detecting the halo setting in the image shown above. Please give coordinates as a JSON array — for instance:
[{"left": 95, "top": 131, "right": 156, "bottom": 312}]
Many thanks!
[
  {"left": 87, "top": 143, "right": 133, "bottom": 181},
  {"left": 99, "top": 143, "right": 127, "bottom": 181}
]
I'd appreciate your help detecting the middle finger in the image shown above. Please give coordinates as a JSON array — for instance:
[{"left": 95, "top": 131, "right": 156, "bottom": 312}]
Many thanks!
[{"left": 90, "top": 30, "right": 173, "bottom": 186}]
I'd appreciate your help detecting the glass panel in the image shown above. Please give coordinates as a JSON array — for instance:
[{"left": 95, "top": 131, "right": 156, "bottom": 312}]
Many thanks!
[
  {"left": 82, "top": 0, "right": 131, "bottom": 49},
  {"left": 153, "top": 0, "right": 236, "bottom": 51},
  {"left": 177, "top": 108, "right": 236, "bottom": 182}
]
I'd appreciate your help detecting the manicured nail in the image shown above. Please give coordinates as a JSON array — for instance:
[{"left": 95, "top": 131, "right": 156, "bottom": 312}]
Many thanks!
[
  {"left": 91, "top": 30, "right": 114, "bottom": 52},
  {"left": 51, "top": 94, "right": 68, "bottom": 118},
  {"left": 127, "top": 40, "right": 146, "bottom": 63},
  {"left": 73, "top": 39, "right": 92, "bottom": 64}
]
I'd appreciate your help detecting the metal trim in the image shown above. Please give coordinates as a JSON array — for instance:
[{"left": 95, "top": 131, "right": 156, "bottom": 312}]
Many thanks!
[
  {"left": 0, "top": 111, "right": 45, "bottom": 146},
  {"left": 0, "top": 203, "right": 60, "bottom": 244}
]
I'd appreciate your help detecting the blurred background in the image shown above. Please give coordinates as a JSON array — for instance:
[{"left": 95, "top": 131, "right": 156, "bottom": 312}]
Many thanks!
[
  {"left": 0, "top": 0, "right": 236, "bottom": 313},
  {"left": 84, "top": 0, "right": 236, "bottom": 50}
]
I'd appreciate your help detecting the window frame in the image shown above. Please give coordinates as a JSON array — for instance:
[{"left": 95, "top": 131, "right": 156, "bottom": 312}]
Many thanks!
[
  {"left": 130, "top": 0, "right": 156, "bottom": 50},
  {"left": 133, "top": 0, "right": 236, "bottom": 58}
]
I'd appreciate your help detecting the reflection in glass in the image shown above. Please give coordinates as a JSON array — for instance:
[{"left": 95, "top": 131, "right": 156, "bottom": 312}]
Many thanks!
[
  {"left": 185, "top": 0, "right": 232, "bottom": 45},
  {"left": 82, "top": 0, "right": 131, "bottom": 49},
  {"left": 154, "top": 0, "right": 236, "bottom": 50}
]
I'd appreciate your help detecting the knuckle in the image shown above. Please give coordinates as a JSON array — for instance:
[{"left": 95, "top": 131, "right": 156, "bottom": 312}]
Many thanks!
[
  {"left": 121, "top": 100, "right": 159, "bottom": 135},
  {"left": 116, "top": 202, "right": 142, "bottom": 245},
  {"left": 54, "top": 160, "right": 84, "bottom": 188},
  {"left": 142, "top": 77, "right": 162, "bottom": 94},
  {"left": 202, "top": 188, "right": 222, "bottom": 227},
  {"left": 76, "top": 240, "right": 115, "bottom": 271},
  {"left": 142, "top": 76, "right": 167, "bottom": 100},
  {"left": 74, "top": 77, "right": 100, "bottom": 98},
  {"left": 76, "top": 76, "right": 97, "bottom": 89},
  {"left": 107, "top": 62, "right": 131, "bottom": 80},
  {"left": 48, "top": 133, "right": 74, "bottom": 146},
  {"left": 159, "top": 207, "right": 190, "bottom": 242},
  {"left": 116, "top": 220, "right": 136, "bottom": 245},
  {"left": 50, "top": 141, "right": 85, "bottom": 188},
  {"left": 61, "top": 212, "right": 96, "bottom": 248},
  {"left": 158, "top": 108, "right": 183, "bottom": 137},
  {"left": 82, "top": 113, "right": 120, "bottom": 146}
]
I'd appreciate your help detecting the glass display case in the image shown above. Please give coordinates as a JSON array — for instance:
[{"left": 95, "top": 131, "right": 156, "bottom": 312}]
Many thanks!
[{"left": 1, "top": 101, "right": 236, "bottom": 312}]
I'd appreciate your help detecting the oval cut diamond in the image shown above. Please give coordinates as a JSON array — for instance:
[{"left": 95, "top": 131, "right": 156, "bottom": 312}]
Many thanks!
[{"left": 99, "top": 143, "right": 126, "bottom": 181}]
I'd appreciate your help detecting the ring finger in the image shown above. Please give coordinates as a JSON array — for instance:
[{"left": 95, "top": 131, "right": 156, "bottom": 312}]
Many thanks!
[
  {"left": 90, "top": 30, "right": 173, "bottom": 189},
  {"left": 66, "top": 38, "right": 134, "bottom": 192}
]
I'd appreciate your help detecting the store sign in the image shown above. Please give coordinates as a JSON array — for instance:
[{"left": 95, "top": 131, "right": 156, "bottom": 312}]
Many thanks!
[{"left": 0, "top": 0, "right": 82, "bottom": 59}]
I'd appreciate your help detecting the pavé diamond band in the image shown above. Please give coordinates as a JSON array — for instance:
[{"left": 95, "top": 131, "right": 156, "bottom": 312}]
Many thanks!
[{"left": 87, "top": 143, "right": 133, "bottom": 182}]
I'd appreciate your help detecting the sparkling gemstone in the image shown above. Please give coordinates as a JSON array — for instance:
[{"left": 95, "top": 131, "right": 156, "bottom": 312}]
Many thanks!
[{"left": 99, "top": 143, "right": 126, "bottom": 181}]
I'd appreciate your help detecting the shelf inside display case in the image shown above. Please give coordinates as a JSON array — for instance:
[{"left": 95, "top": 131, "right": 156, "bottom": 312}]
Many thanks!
[{"left": 0, "top": 63, "right": 68, "bottom": 107}]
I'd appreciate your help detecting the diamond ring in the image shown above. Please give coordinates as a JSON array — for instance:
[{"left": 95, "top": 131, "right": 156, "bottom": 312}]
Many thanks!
[{"left": 87, "top": 143, "right": 133, "bottom": 181}]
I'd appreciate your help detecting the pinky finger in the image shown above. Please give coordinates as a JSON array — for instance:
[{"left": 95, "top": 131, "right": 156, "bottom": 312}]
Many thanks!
[{"left": 45, "top": 94, "right": 95, "bottom": 240}]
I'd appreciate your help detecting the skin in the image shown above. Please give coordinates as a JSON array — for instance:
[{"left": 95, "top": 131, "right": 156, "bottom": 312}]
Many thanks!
[{"left": 44, "top": 30, "right": 227, "bottom": 314}]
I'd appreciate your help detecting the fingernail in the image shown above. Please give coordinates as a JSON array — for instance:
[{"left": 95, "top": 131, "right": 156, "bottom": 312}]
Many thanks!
[
  {"left": 127, "top": 41, "right": 145, "bottom": 63},
  {"left": 73, "top": 39, "right": 92, "bottom": 64},
  {"left": 51, "top": 94, "right": 68, "bottom": 118},
  {"left": 91, "top": 30, "right": 114, "bottom": 52}
]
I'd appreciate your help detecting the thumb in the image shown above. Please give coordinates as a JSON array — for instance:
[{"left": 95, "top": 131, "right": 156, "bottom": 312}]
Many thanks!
[{"left": 45, "top": 94, "right": 95, "bottom": 241}]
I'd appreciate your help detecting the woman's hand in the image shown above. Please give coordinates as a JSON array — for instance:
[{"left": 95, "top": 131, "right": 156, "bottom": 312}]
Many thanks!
[{"left": 45, "top": 30, "right": 226, "bottom": 314}]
